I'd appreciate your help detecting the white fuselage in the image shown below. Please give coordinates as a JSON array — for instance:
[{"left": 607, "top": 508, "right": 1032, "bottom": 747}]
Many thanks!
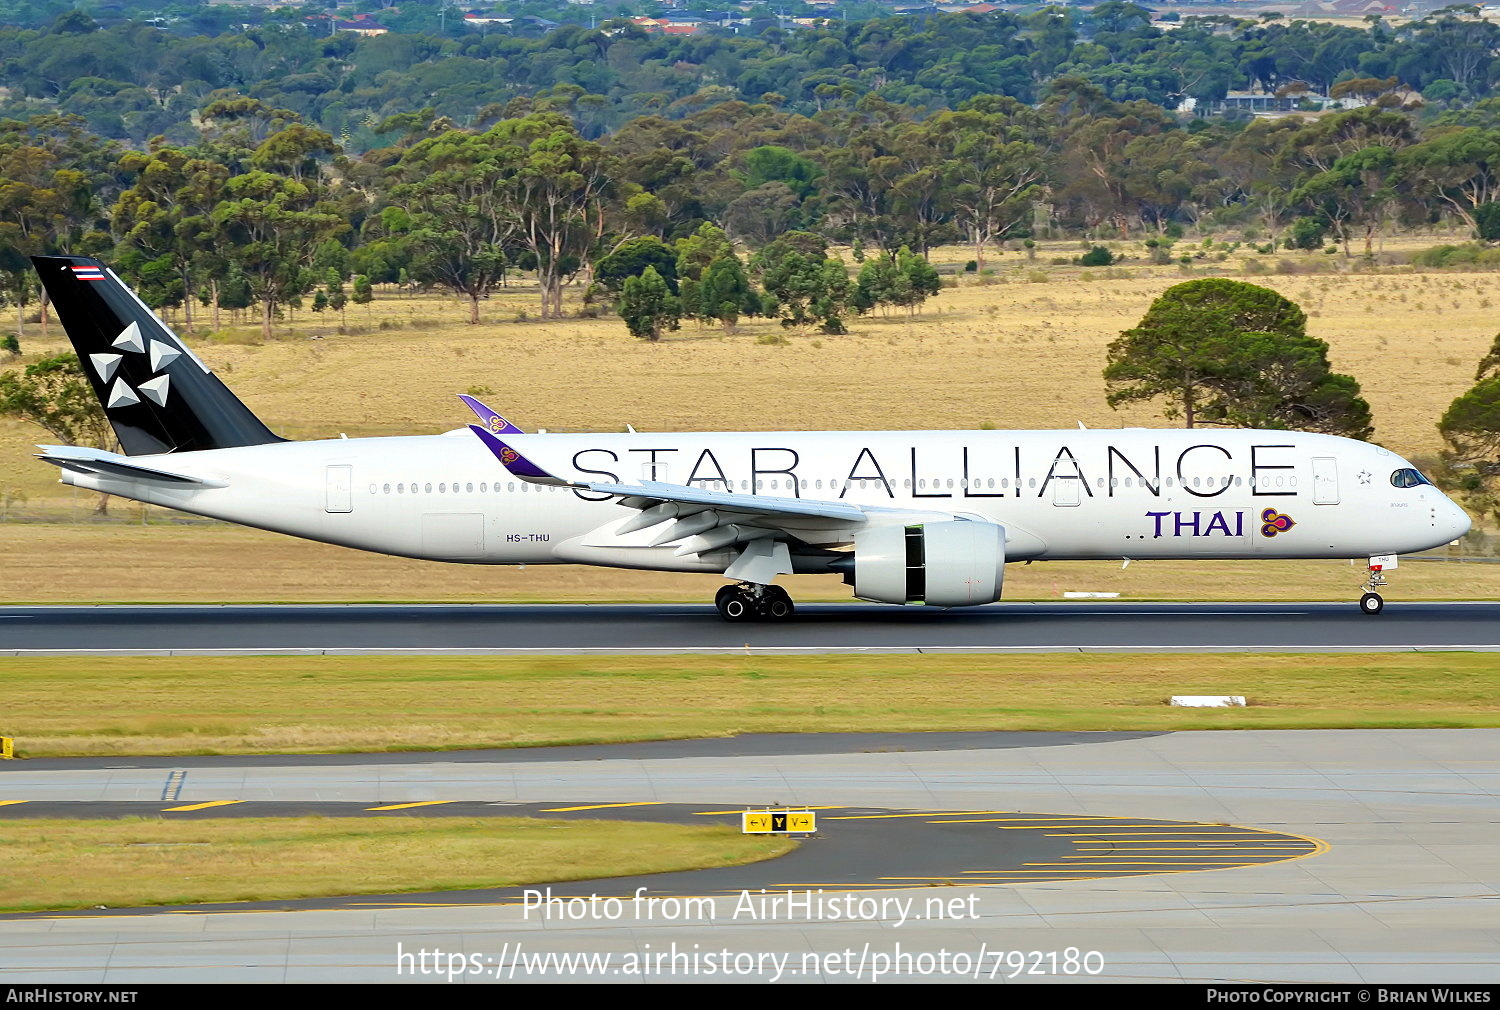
[{"left": 54, "top": 427, "right": 1471, "bottom": 573}]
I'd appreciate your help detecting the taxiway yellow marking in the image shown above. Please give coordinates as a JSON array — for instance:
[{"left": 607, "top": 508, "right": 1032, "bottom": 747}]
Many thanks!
[
  {"left": 692, "top": 806, "right": 842, "bottom": 815},
  {"left": 540, "top": 802, "right": 664, "bottom": 812},
  {"left": 1056, "top": 834, "right": 1314, "bottom": 840},
  {"left": 366, "top": 801, "right": 453, "bottom": 811},
  {"left": 826, "top": 811, "right": 1016, "bottom": 820},
  {"left": 1056, "top": 828, "right": 1290, "bottom": 840},
  {"left": 163, "top": 800, "right": 243, "bottom": 812},
  {"left": 1028, "top": 860, "right": 1273, "bottom": 865},
  {"left": 0, "top": 800, "right": 28, "bottom": 807},
  {"left": 959, "top": 821, "right": 1209, "bottom": 827}
]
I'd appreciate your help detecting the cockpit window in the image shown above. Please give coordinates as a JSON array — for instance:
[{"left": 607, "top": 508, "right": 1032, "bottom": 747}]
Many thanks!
[{"left": 1390, "top": 468, "right": 1433, "bottom": 489}]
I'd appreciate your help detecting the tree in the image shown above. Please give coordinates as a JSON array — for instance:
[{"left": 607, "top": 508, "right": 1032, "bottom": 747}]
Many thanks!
[
  {"left": 686, "top": 254, "right": 759, "bottom": 333},
  {"left": 618, "top": 265, "right": 679, "bottom": 341},
  {"left": 352, "top": 274, "right": 373, "bottom": 314},
  {"left": 595, "top": 236, "right": 678, "bottom": 299},
  {"left": 212, "top": 167, "right": 345, "bottom": 340},
  {"left": 761, "top": 248, "right": 852, "bottom": 335},
  {"left": 1439, "top": 333, "right": 1500, "bottom": 522},
  {"left": 930, "top": 100, "right": 1050, "bottom": 272},
  {"left": 854, "top": 246, "right": 941, "bottom": 318},
  {"left": 0, "top": 352, "right": 112, "bottom": 512},
  {"left": 1105, "top": 279, "right": 1372, "bottom": 438},
  {"left": 1291, "top": 145, "right": 1399, "bottom": 257},
  {"left": 489, "top": 113, "right": 617, "bottom": 320},
  {"left": 113, "top": 143, "right": 229, "bottom": 333},
  {"left": 384, "top": 129, "right": 516, "bottom": 325}
]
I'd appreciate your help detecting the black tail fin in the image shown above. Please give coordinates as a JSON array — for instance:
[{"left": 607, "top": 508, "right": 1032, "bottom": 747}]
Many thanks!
[{"left": 32, "top": 256, "right": 285, "bottom": 456}]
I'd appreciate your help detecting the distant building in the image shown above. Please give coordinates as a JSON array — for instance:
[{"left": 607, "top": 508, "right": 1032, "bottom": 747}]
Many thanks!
[
  {"left": 334, "top": 17, "right": 390, "bottom": 35},
  {"left": 463, "top": 10, "right": 513, "bottom": 25},
  {"left": 1191, "top": 90, "right": 1332, "bottom": 116}
]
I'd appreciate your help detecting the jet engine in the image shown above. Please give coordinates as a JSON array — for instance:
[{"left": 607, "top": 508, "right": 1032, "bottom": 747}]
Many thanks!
[{"left": 850, "top": 520, "right": 1005, "bottom": 607}]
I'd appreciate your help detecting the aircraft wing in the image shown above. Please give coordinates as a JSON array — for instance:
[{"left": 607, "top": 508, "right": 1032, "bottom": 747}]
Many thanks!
[
  {"left": 467, "top": 424, "right": 951, "bottom": 581},
  {"left": 35, "top": 444, "right": 228, "bottom": 487}
]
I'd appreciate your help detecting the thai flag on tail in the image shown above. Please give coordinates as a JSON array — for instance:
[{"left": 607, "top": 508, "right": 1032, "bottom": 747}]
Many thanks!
[{"left": 70, "top": 265, "right": 104, "bottom": 281}]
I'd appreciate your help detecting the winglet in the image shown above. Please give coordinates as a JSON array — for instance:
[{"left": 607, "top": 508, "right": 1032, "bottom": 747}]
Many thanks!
[
  {"left": 467, "top": 424, "right": 572, "bottom": 485},
  {"left": 458, "top": 394, "right": 525, "bottom": 435}
]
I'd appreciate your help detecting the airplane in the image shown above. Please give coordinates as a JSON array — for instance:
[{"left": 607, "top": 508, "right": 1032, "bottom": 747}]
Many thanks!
[{"left": 27, "top": 254, "right": 1472, "bottom": 620}]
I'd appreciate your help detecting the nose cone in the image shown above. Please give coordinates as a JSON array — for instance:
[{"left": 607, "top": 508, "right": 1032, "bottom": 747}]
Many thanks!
[{"left": 1439, "top": 495, "right": 1472, "bottom": 543}]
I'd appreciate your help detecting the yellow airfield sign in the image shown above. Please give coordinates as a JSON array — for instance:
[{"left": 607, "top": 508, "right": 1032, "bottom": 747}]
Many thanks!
[{"left": 742, "top": 809, "right": 816, "bottom": 834}]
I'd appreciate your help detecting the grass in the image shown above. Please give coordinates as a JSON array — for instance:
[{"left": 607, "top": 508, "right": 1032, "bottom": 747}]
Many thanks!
[
  {"left": 3, "top": 653, "right": 1500, "bottom": 758},
  {"left": 3, "top": 523, "right": 1499, "bottom": 603},
  {"left": 0, "top": 816, "right": 795, "bottom": 913}
]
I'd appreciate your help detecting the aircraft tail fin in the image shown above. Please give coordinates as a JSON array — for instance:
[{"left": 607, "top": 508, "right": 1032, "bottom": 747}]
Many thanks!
[{"left": 31, "top": 256, "right": 286, "bottom": 456}]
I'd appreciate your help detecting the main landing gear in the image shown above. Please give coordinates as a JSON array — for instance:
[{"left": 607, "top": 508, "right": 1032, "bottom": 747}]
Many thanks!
[
  {"left": 714, "top": 582, "right": 795, "bottom": 622},
  {"left": 1360, "top": 560, "right": 1389, "bottom": 615}
]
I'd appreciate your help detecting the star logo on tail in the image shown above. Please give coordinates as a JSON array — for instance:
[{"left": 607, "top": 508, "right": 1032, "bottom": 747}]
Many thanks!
[{"left": 90, "top": 320, "right": 180, "bottom": 408}]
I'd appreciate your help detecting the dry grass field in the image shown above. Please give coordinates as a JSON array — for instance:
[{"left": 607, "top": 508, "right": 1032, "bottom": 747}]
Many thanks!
[
  {"left": 4, "top": 653, "right": 1499, "bottom": 758},
  {"left": 2, "top": 237, "right": 1497, "bottom": 602},
  {"left": 1, "top": 816, "right": 794, "bottom": 912}
]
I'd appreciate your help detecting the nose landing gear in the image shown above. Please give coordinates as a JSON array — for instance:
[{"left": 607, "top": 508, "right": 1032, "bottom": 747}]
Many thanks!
[
  {"left": 1359, "top": 558, "right": 1389, "bottom": 615},
  {"left": 714, "top": 582, "right": 796, "bottom": 622}
]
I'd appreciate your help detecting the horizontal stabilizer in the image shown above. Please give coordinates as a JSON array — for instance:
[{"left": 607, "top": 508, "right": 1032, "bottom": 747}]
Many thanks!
[{"left": 35, "top": 445, "right": 226, "bottom": 488}]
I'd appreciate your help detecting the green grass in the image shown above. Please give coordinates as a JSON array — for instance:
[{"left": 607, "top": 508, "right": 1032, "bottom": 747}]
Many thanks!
[
  {"left": 3, "top": 653, "right": 1500, "bottom": 758},
  {"left": 0, "top": 816, "right": 796, "bottom": 913}
]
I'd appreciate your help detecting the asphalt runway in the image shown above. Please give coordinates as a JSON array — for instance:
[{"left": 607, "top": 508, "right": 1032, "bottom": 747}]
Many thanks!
[
  {"left": 2, "top": 729, "right": 1497, "bottom": 983},
  {"left": 5, "top": 601, "right": 1500, "bottom": 654}
]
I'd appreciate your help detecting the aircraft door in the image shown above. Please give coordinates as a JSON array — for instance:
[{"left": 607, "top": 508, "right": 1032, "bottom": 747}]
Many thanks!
[
  {"left": 325, "top": 464, "right": 352, "bottom": 513},
  {"left": 1051, "top": 477, "right": 1080, "bottom": 507},
  {"left": 1312, "top": 457, "right": 1339, "bottom": 505}
]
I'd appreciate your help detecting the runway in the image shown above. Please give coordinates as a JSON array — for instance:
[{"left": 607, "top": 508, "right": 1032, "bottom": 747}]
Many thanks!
[
  {"left": 2, "top": 729, "right": 1498, "bottom": 983},
  {"left": 5, "top": 601, "right": 1500, "bottom": 654}
]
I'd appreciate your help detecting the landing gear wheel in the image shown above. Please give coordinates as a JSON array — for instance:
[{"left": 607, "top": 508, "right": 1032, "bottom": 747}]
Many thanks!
[
  {"left": 718, "top": 586, "right": 756, "bottom": 622},
  {"left": 760, "top": 586, "right": 795, "bottom": 621},
  {"left": 1360, "top": 592, "right": 1384, "bottom": 615},
  {"left": 714, "top": 584, "right": 738, "bottom": 611}
]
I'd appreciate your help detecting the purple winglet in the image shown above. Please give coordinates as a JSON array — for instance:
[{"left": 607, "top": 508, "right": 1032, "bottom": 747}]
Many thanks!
[
  {"left": 467, "top": 424, "right": 566, "bottom": 483},
  {"left": 457, "top": 394, "right": 525, "bottom": 435}
]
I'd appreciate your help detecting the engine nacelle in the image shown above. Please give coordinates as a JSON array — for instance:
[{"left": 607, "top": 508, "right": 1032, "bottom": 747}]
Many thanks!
[{"left": 851, "top": 520, "right": 1005, "bottom": 607}]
